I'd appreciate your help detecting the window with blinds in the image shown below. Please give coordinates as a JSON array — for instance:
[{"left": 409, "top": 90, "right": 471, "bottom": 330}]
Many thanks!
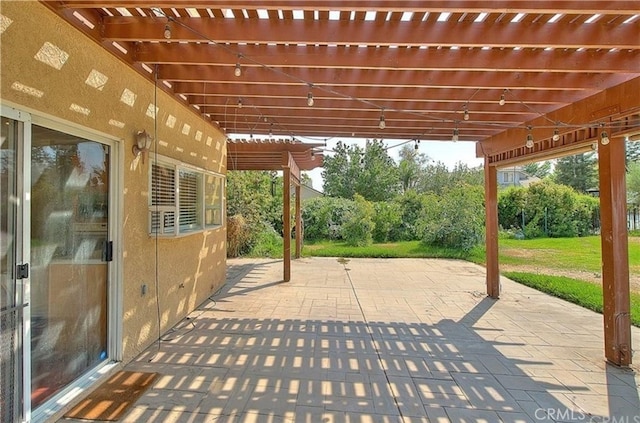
[
  {"left": 150, "top": 163, "right": 176, "bottom": 234},
  {"left": 150, "top": 159, "right": 223, "bottom": 236}
]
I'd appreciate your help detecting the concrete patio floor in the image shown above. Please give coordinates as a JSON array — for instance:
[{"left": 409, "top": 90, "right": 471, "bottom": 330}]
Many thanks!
[{"left": 68, "top": 258, "right": 640, "bottom": 422}]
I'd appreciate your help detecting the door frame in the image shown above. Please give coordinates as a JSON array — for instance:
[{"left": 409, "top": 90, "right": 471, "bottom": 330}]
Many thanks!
[
  {"left": 1, "top": 104, "right": 123, "bottom": 422},
  {"left": 1, "top": 104, "right": 31, "bottom": 423}
]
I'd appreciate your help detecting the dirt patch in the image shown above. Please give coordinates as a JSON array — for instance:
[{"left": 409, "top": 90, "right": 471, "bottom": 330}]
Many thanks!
[{"left": 501, "top": 264, "right": 640, "bottom": 294}]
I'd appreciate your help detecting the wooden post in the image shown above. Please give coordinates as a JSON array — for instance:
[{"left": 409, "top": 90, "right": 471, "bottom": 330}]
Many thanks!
[
  {"left": 295, "top": 183, "right": 302, "bottom": 259},
  {"left": 283, "top": 167, "right": 291, "bottom": 282},
  {"left": 484, "top": 157, "right": 500, "bottom": 298},
  {"left": 598, "top": 136, "right": 632, "bottom": 366}
]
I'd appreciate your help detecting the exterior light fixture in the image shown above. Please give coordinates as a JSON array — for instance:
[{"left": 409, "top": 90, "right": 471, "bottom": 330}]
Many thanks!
[
  {"left": 379, "top": 111, "right": 386, "bottom": 130},
  {"left": 525, "top": 128, "right": 534, "bottom": 149},
  {"left": 307, "top": 92, "right": 314, "bottom": 107},
  {"left": 601, "top": 131, "right": 610, "bottom": 145},
  {"left": 163, "top": 24, "right": 171, "bottom": 39},
  {"left": 133, "top": 129, "right": 153, "bottom": 163}
]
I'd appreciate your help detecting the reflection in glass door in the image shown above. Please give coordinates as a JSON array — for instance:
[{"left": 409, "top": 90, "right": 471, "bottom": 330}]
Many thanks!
[{"left": 30, "top": 125, "right": 110, "bottom": 408}]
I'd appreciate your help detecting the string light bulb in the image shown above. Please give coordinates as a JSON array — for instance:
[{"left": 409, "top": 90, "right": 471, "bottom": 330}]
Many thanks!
[
  {"left": 237, "top": 98, "right": 243, "bottom": 109},
  {"left": 552, "top": 128, "right": 560, "bottom": 141},
  {"left": 379, "top": 111, "right": 386, "bottom": 130},
  {"left": 414, "top": 139, "right": 420, "bottom": 150},
  {"left": 307, "top": 92, "right": 314, "bottom": 107},
  {"left": 526, "top": 128, "right": 534, "bottom": 149},
  {"left": 499, "top": 90, "right": 506, "bottom": 106},
  {"left": 234, "top": 63, "right": 242, "bottom": 77},
  {"left": 163, "top": 24, "right": 172, "bottom": 39},
  {"left": 452, "top": 128, "right": 459, "bottom": 142},
  {"left": 601, "top": 130, "right": 610, "bottom": 145},
  {"left": 463, "top": 105, "right": 469, "bottom": 121}
]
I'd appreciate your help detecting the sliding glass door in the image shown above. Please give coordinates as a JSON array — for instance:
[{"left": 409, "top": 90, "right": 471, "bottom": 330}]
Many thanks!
[{"left": 30, "top": 125, "right": 111, "bottom": 408}]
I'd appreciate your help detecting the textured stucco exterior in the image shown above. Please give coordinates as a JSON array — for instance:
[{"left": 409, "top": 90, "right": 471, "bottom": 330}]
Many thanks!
[{"left": 1, "top": 1, "right": 227, "bottom": 362}]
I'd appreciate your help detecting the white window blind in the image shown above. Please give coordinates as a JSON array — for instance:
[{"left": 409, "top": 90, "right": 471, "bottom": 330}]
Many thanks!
[
  {"left": 149, "top": 159, "right": 223, "bottom": 236},
  {"left": 150, "top": 163, "right": 176, "bottom": 234},
  {"left": 179, "top": 169, "right": 201, "bottom": 231}
]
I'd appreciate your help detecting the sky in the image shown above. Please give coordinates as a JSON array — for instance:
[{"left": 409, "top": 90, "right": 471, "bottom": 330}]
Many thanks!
[{"left": 305, "top": 138, "right": 484, "bottom": 192}]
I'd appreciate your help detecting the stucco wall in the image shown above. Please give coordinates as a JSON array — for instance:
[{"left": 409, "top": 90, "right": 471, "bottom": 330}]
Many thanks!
[{"left": 1, "top": 1, "right": 227, "bottom": 361}]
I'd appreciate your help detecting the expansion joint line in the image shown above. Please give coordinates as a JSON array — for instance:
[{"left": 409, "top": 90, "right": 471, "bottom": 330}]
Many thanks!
[{"left": 340, "top": 261, "right": 405, "bottom": 420}]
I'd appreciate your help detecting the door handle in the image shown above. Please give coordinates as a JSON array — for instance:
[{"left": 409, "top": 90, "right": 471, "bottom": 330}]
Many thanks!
[{"left": 103, "top": 241, "right": 113, "bottom": 262}]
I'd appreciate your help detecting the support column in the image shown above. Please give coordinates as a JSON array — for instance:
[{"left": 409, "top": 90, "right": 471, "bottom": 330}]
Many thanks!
[
  {"left": 598, "top": 136, "right": 631, "bottom": 366},
  {"left": 484, "top": 157, "right": 500, "bottom": 298},
  {"left": 283, "top": 168, "right": 291, "bottom": 282},
  {"left": 295, "top": 184, "right": 302, "bottom": 259}
]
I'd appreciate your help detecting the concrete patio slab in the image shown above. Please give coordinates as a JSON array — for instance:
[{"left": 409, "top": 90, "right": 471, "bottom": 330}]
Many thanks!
[{"left": 60, "top": 258, "right": 640, "bottom": 423}]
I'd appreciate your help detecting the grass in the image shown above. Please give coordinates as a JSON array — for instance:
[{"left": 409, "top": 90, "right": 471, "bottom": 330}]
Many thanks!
[
  {"left": 498, "top": 236, "right": 640, "bottom": 275},
  {"left": 302, "top": 240, "right": 475, "bottom": 260},
  {"left": 503, "top": 271, "right": 640, "bottom": 327}
]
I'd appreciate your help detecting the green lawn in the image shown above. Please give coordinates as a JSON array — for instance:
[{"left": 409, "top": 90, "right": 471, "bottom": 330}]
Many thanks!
[
  {"left": 499, "top": 236, "right": 640, "bottom": 275},
  {"left": 303, "top": 240, "right": 474, "bottom": 260}
]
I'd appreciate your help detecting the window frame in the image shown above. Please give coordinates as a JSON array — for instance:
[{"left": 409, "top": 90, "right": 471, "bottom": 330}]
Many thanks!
[{"left": 149, "top": 156, "right": 224, "bottom": 237}]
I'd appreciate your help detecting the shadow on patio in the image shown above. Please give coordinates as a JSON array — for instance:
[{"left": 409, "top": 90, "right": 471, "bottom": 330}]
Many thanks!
[{"left": 92, "top": 258, "right": 640, "bottom": 423}]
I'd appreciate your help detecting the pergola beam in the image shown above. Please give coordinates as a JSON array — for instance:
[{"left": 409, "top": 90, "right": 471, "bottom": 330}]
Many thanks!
[
  {"left": 103, "top": 17, "right": 639, "bottom": 49},
  {"left": 136, "top": 44, "right": 640, "bottom": 74},
  {"left": 174, "top": 83, "right": 585, "bottom": 105},
  {"left": 159, "top": 66, "right": 627, "bottom": 91},
  {"left": 478, "top": 77, "right": 640, "bottom": 162},
  {"left": 59, "top": 1, "right": 640, "bottom": 14}
]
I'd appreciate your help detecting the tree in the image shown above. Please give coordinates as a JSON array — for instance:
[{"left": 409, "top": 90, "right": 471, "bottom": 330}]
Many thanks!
[
  {"left": 398, "top": 144, "right": 428, "bottom": 192},
  {"left": 627, "top": 162, "right": 640, "bottom": 207},
  {"left": 355, "top": 140, "right": 399, "bottom": 201},
  {"left": 418, "top": 160, "right": 483, "bottom": 195},
  {"left": 523, "top": 161, "right": 552, "bottom": 178},
  {"left": 627, "top": 140, "right": 640, "bottom": 164},
  {"left": 321, "top": 141, "right": 361, "bottom": 199},
  {"left": 552, "top": 152, "right": 597, "bottom": 193},
  {"left": 322, "top": 140, "right": 398, "bottom": 201}
]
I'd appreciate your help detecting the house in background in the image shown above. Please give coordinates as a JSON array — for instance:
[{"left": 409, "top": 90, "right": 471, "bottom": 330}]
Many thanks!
[
  {"left": 300, "top": 184, "right": 324, "bottom": 201},
  {"left": 497, "top": 166, "right": 541, "bottom": 188}
]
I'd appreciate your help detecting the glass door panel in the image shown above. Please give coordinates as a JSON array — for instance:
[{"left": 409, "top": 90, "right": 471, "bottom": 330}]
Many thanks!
[{"left": 30, "top": 125, "right": 109, "bottom": 408}]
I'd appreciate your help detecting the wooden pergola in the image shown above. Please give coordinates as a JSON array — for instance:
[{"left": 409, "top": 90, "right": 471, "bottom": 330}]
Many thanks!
[
  {"left": 227, "top": 140, "right": 324, "bottom": 281},
  {"left": 45, "top": 0, "right": 640, "bottom": 366}
]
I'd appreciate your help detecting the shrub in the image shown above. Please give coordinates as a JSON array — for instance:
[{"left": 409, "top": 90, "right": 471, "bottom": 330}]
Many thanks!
[
  {"left": 419, "top": 184, "right": 485, "bottom": 251},
  {"left": 227, "top": 214, "right": 252, "bottom": 257},
  {"left": 372, "top": 201, "right": 402, "bottom": 242},
  {"left": 342, "top": 194, "right": 375, "bottom": 246},
  {"left": 248, "top": 223, "right": 283, "bottom": 257},
  {"left": 498, "top": 180, "right": 600, "bottom": 238},
  {"left": 390, "top": 190, "right": 430, "bottom": 241},
  {"left": 302, "top": 196, "right": 357, "bottom": 241}
]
